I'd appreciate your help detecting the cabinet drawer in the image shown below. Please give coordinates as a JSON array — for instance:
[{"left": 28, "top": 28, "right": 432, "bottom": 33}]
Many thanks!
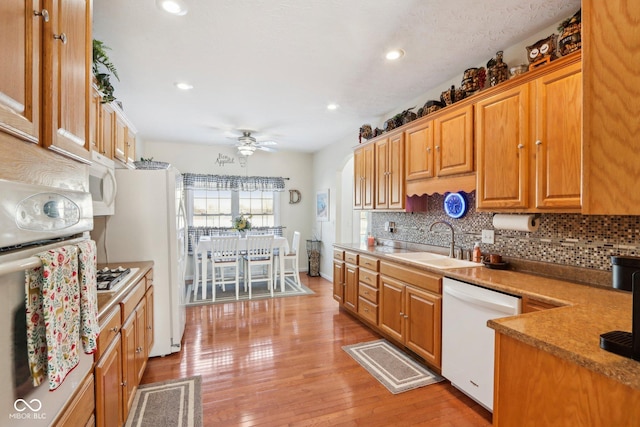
[
  {"left": 358, "top": 297, "right": 378, "bottom": 325},
  {"left": 380, "top": 261, "right": 442, "bottom": 294},
  {"left": 345, "top": 251, "right": 359, "bottom": 264},
  {"left": 359, "top": 254, "right": 380, "bottom": 271},
  {"left": 359, "top": 282, "right": 378, "bottom": 304},
  {"left": 121, "top": 279, "right": 145, "bottom": 321},
  {"left": 96, "top": 305, "right": 121, "bottom": 361},
  {"left": 359, "top": 268, "right": 379, "bottom": 288},
  {"left": 333, "top": 249, "right": 345, "bottom": 260},
  {"left": 145, "top": 270, "right": 154, "bottom": 289}
]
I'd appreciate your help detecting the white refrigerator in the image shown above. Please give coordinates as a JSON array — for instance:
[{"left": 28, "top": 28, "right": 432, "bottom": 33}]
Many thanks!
[{"left": 104, "top": 167, "right": 187, "bottom": 357}]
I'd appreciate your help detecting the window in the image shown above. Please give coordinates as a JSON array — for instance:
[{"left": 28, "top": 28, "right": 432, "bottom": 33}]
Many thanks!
[{"left": 186, "top": 188, "right": 280, "bottom": 229}]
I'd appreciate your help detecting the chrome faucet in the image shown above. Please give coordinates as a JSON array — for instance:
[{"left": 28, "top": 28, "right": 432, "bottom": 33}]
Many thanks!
[{"left": 429, "top": 220, "right": 455, "bottom": 258}]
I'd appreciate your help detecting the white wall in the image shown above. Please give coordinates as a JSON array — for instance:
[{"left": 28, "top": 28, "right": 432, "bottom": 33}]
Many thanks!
[
  {"left": 143, "top": 140, "right": 315, "bottom": 274},
  {"left": 312, "top": 136, "right": 356, "bottom": 281}
]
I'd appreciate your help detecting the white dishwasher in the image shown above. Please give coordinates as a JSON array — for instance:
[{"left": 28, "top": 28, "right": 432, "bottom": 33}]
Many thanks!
[{"left": 442, "top": 277, "right": 521, "bottom": 412}]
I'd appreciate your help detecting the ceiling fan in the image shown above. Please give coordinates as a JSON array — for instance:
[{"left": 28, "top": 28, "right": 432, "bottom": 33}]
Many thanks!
[{"left": 229, "top": 130, "right": 278, "bottom": 156}]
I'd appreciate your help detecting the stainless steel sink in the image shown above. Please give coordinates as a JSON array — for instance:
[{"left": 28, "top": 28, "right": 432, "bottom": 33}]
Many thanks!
[{"left": 386, "top": 252, "right": 483, "bottom": 269}]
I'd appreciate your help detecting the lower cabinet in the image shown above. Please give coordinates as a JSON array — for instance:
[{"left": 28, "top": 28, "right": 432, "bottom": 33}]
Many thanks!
[
  {"left": 333, "top": 248, "right": 443, "bottom": 372},
  {"left": 95, "top": 269, "right": 154, "bottom": 427},
  {"left": 379, "top": 275, "right": 442, "bottom": 369}
]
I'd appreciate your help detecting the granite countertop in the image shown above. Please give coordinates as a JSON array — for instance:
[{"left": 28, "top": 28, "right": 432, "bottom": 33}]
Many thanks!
[
  {"left": 96, "top": 261, "right": 153, "bottom": 319},
  {"left": 333, "top": 243, "right": 640, "bottom": 391}
]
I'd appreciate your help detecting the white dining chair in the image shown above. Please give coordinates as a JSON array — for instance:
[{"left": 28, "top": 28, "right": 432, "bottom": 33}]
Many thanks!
[
  {"left": 275, "top": 231, "right": 302, "bottom": 289},
  {"left": 191, "top": 234, "right": 210, "bottom": 300},
  {"left": 243, "top": 234, "right": 275, "bottom": 299},
  {"left": 209, "top": 235, "right": 241, "bottom": 301}
]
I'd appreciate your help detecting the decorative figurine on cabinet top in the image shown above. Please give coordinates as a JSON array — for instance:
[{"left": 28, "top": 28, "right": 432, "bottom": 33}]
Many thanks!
[{"left": 487, "top": 51, "right": 509, "bottom": 87}]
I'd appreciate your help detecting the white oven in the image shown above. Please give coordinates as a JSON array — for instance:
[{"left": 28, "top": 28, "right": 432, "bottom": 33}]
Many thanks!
[
  {"left": 0, "top": 179, "right": 94, "bottom": 426},
  {"left": 88, "top": 151, "right": 117, "bottom": 216}
]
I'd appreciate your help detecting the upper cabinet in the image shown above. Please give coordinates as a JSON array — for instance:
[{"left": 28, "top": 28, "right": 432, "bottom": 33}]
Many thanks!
[
  {"left": 0, "top": 0, "right": 91, "bottom": 163},
  {"left": 353, "top": 143, "right": 375, "bottom": 209},
  {"left": 41, "top": 0, "right": 91, "bottom": 163},
  {"left": 0, "top": 2, "right": 40, "bottom": 143},
  {"left": 476, "top": 54, "right": 582, "bottom": 212},
  {"left": 375, "top": 132, "right": 405, "bottom": 210},
  {"left": 404, "top": 104, "right": 476, "bottom": 197},
  {"left": 434, "top": 105, "right": 474, "bottom": 177},
  {"left": 582, "top": 0, "right": 640, "bottom": 215}
]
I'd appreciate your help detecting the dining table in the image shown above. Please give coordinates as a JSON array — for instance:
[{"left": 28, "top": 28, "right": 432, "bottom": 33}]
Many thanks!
[{"left": 195, "top": 235, "right": 289, "bottom": 300}]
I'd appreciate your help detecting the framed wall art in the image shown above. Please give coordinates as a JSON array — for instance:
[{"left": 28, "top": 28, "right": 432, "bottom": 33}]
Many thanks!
[{"left": 316, "top": 189, "right": 329, "bottom": 221}]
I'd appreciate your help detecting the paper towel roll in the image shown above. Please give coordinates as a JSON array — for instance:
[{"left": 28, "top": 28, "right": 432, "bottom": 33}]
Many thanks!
[{"left": 492, "top": 214, "right": 540, "bottom": 232}]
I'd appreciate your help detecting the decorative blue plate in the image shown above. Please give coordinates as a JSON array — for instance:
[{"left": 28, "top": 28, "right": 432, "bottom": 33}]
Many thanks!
[{"left": 444, "top": 192, "right": 467, "bottom": 219}]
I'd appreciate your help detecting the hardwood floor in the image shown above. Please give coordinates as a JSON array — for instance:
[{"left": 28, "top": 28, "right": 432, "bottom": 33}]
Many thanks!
[{"left": 142, "top": 275, "right": 492, "bottom": 426}]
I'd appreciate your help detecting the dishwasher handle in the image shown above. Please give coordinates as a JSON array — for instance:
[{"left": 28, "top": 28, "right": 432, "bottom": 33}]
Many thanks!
[{"left": 444, "top": 285, "right": 520, "bottom": 315}]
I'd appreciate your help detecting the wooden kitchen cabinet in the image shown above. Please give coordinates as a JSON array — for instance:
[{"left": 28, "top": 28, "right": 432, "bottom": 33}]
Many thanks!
[
  {"left": 374, "top": 132, "right": 405, "bottom": 210},
  {"left": 582, "top": 1, "right": 640, "bottom": 215},
  {"left": 114, "top": 110, "right": 128, "bottom": 163},
  {"left": 0, "top": 0, "right": 91, "bottom": 163},
  {"left": 344, "top": 254, "right": 359, "bottom": 314},
  {"left": 95, "top": 333, "right": 124, "bottom": 427},
  {"left": 404, "top": 106, "right": 476, "bottom": 197},
  {"left": 476, "top": 54, "right": 582, "bottom": 212},
  {"left": 476, "top": 83, "right": 530, "bottom": 209},
  {"left": 95, "top": 269, "right": 154, "bottom": 427},
  {"left": 493, "top": 333, "right": 640, "bottom": 426},
  {"left": 433, "top": 104, "right": 474, "bottom": 177},
  {"left": 353, "top": 143, "right": 375, "bottom": 209},
  {"left": 100, "top": 102, "right": 115, "bottom": 158},
  {"left": 0, "top": 2, "right": 40, "bottom": 143},
  {"left": 405, "top": 120, "right": 434, "bottom": 181},
  {"left": 379, "top": 261, "right": 442, "bottom": 369},
  {"left": 90, "top": 85, "right": 102, "bottom": 154},
  {"left": 333, "top": 252, "right": 345, "bottom": 304},
  {"left": 41, "top": 0, "right": 92, "bottom": 163},
  {"left": 53, "top": 373, "right": 95, "bottom": 427},
  {"left": 379, "top": 275, "right": 442, "bottom": 369}
]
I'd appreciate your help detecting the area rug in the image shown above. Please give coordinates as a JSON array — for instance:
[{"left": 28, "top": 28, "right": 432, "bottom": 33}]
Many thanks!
[
  {"left": 125, "top": 376, "right": 202, "bottom": 427},
  {"left": 186, "top": 277, "right": 314, "bottom": 306},
  {"left": 343, "top": 339, "right": 443, "bottom": 394}
]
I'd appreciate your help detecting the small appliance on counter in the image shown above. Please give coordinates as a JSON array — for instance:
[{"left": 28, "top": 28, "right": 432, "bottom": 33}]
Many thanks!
[{"left": 599, "top": 256, "right": 640, "bottom": 360}]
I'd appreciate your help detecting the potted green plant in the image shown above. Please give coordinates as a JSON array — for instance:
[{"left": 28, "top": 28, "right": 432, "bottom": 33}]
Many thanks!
[{"left": 93, "top": 39, "right": 120, "bottom": 103}]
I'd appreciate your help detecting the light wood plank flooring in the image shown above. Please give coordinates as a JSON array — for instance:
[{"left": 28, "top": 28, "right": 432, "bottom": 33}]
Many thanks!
[{"left": 142, "top": 275, "right": 492, "bottom": 426}]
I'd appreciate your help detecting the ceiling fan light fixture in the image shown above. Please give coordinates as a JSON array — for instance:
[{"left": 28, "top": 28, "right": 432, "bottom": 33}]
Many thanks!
[
  {"left": 385, "top": 49, "right": 405, "bottom": 61},
  {"left": 237, "top": 145, "right": 256, "bottom": 156},
  {"left": 157, "top": 0, "right": 188, "bottom": 16}
]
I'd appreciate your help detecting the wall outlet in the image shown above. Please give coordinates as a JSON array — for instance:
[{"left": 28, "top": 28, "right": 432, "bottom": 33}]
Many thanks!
[{"left": 482, "top": 229, "right": 495, "bottom": 244}]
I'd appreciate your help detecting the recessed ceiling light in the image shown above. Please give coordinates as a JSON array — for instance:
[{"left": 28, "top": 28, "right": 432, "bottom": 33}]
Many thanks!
[
  {"left": 175, "top": 82, "right": 193, "bottom": 90},
  {"left": 157, "top": 0, "right": 188, "bottom": 16},
  {"left": 327, "top": 103, "right": 339, "bottom": 110},
  {"left": 385, "top": 49, "right": 405, "bottom": 61}
]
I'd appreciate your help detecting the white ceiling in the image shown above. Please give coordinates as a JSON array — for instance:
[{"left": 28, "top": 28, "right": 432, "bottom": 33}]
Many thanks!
[{"left": 93, "top": 0, "right": 580, "bottom": 154}]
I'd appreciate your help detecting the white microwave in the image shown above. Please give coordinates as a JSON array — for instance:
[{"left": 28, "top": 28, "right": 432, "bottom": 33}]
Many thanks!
[{"left": 89, "top": 151, "right": 117, "bottom": 216}]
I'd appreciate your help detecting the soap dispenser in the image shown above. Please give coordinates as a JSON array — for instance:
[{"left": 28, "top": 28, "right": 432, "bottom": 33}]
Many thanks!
[{"left": 472, "top": 242, "right": 482, "bottom": 263}]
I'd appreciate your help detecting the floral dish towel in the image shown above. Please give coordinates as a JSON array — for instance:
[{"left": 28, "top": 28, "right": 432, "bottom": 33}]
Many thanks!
[
  {"left": 77, "top": 240, "right": 100, "bottom": 354},
  {"left": 25, "top": 246, "right": 80, "bottom": 391}
]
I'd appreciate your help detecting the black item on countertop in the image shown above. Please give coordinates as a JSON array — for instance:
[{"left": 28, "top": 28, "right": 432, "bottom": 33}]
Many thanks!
[
  {"left": 611, "top": 255, "right": 640, "bottom": 291},
  {"left": 599, "top": 266, "right": 640, "bottom": 361},
  {"left": 96, "top": 267, "right": 131, "bottom": 291}
]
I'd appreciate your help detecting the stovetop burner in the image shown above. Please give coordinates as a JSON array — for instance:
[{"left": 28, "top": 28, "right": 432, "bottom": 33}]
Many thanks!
[{"left": 97, "top": 267, "right": 131, "bottom": 291}]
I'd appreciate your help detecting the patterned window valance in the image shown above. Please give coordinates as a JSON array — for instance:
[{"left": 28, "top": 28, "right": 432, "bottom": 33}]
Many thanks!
[{"left": 183, "top": 173, "right": 286, "bottom": 191}]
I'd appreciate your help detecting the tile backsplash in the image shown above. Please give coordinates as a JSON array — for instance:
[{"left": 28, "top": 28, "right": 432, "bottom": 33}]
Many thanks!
[{"left": 371, "top": 192, "right": 640, "bottom": 272}]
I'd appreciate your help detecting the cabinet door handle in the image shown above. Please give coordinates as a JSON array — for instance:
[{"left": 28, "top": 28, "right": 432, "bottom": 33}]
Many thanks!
[
  {"left": 109, "top": 326, "right": 119, "bottom": 333},
  {"left": 435, "top": 145, "right": 440, "bottom": 151},
  {"left": 53, "top": 33, "right": 68, "bottom": 44},
  {"left": 535, "top": 140, "right": 542, "bottom": 146},
  {"left": 121, "top": 381, "right": 127, "bottom": 387},
  {"left": 399, "top": 311, "right": 404, "bottom": 317},
  {"left": 148, "top": 325, "right": 152, "bottom": 330},
  {"left": 426, "top": 147, "right": 431, "bottom": 153},
  {"left": 404, "top": 314, "right": 409, "bottom": 319},
  {"left": 517, "top": 144, "right": 524, "bottom": 149},
  {"left": 34, "top": 9, "right": 49, "bottom": 22}
]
